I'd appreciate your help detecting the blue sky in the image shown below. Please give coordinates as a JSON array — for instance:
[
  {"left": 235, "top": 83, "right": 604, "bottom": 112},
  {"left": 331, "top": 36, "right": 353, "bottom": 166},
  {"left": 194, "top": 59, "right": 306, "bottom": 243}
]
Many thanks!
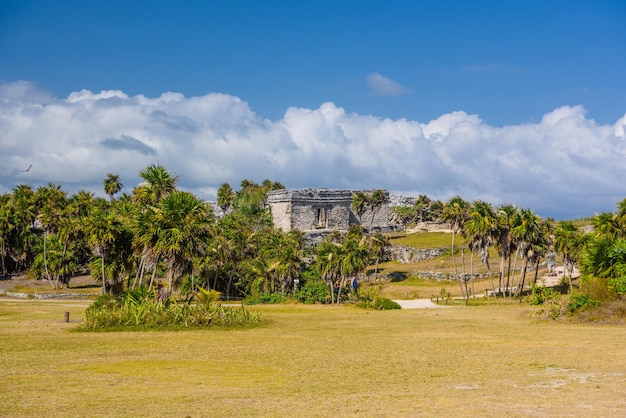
[{"left": 1, "top": 0, "right": 626, "bottom": 219}]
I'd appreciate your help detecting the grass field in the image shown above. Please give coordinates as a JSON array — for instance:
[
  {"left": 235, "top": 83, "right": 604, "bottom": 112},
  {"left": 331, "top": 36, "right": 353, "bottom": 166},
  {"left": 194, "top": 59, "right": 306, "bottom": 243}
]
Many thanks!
[{"left": 1, "top": 300, "right": 625, "bottom": 417}]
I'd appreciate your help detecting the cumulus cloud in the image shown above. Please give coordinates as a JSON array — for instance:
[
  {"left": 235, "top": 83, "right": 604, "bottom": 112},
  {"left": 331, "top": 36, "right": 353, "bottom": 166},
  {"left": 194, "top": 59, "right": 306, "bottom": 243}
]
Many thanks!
[
  {"left": 366, "top": 72, "right": 411, "bottom": 96},
  {"left": 1, "top": 81, "right": 625, "bottom": 219}
]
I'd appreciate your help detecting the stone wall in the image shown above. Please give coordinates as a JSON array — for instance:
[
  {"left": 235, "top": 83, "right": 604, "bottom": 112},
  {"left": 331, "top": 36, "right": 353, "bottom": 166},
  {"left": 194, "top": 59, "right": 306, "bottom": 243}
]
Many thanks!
[
  {"left": 386, "top": 245, "right": 447, "bottom": 263},
  {"left": 266, "top": 188, "right": 392, "bottom": 232}
]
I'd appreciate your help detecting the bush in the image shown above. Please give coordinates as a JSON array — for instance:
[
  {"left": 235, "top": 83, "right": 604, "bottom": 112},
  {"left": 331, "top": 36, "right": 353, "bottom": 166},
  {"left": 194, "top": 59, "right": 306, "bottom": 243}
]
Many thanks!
[
  {"left": 567, "top": 294, "right": 600, "bottom": 314},
  {"left": 294, "top": 279, "right": 327, "bottom": 304},
  {"left": 372, "top": 297, "right": 401, "bottom": 310},
  {"left": 79, "top": 289, "right": 261, "bottom": 331},
  {"left": 356, "top": 296, "right": 401, "bottom": 310},
  {"left": 579, "top": 276, "right": 618, "bottom": 302},
  {"left": 245, "top": 292, "right": 286, "bottom": 305},
  {"left": 526, "top": 284, "right": 563, "bottom": 319},
  {"left": 608, "top": 276, "right": 626, "bottom": 296}
]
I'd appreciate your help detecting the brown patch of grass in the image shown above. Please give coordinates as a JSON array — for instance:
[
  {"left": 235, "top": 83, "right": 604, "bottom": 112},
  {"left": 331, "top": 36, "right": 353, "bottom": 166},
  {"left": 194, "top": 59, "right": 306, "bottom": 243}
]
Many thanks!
[{"left": 1, "top": 300, "right": 625, "bottom": 417}]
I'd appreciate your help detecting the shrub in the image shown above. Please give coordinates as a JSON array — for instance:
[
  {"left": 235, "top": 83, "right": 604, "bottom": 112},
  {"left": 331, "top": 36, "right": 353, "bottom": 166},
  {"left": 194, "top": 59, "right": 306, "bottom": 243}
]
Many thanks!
[
  {"left": 294, "top": 279, "right": 327, "bottom": 304},
  {"left": 372, "top": 297, "right": 401, "bottom": 310},
  {"left": 79, "top": 289, "right": 261, "bottom": 331},
  {"left": 245, "top": 292, "right": 285, "bottom": 305},
  {"left": 356, "top": 296, "right": 401, "bottom": 310},
  {"left": 527, "top": 284, "right": 563, "bottom": 319},
  {"left": 579, "top": 276, "right": 618, "bottom": 302},
  {"left": 608, "top": 276, "right": 626, "bottom": 296},
  {"left": 567, "top": 294, "right": 600, "bottom": 314}
]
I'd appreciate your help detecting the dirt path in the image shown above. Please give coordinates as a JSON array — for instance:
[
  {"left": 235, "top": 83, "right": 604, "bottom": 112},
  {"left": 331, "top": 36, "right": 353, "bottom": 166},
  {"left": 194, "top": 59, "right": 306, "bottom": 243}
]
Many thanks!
[{"left": 392, "top": 299, "right": 454, "bottom": 309}]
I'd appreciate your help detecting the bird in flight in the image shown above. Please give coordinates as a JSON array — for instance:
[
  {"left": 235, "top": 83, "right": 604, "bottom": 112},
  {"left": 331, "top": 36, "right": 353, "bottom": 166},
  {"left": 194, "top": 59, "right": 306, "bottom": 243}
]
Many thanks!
[{"left": 22, "top": 164, "right": 32, "bottom": 172}]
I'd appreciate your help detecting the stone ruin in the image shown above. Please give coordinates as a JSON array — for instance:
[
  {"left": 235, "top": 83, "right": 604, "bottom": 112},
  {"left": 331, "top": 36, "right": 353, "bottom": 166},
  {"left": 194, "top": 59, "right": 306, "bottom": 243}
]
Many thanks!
[{"left": 265, "top": 188, "right": 393, "bottom": 233}]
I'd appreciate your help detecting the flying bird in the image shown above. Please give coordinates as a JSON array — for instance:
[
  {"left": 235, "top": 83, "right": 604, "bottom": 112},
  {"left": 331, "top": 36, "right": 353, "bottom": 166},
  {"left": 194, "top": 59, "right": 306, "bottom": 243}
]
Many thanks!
[{"left": 22, "top": 164, "right": 32, "bottom": 172}]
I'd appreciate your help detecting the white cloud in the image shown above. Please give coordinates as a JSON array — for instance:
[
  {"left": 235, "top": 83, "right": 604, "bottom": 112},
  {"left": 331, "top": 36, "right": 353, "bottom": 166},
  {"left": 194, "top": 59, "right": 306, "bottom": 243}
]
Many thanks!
[
  {"left": 1, "top": 81, "right": 625, "bottom": 219},
  {"left": 366, "top": 72, "right": 411, "bottom": 97}
]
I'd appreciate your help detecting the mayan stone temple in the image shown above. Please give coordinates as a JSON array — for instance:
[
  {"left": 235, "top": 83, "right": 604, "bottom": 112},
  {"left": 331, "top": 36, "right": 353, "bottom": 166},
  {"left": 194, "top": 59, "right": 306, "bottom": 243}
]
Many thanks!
[{"left": 265, "top": 188, "right": 392, "bottom": 232}]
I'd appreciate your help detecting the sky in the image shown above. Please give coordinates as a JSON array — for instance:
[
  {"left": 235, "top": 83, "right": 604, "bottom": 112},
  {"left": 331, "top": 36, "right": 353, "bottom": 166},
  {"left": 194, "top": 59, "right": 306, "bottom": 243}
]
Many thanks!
[{"left": 1, "top": 0, "right": 626, "bottom": 220}]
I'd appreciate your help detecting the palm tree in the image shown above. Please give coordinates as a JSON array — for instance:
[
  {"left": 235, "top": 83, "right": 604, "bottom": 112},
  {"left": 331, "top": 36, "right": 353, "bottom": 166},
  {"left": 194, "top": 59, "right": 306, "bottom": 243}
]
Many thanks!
[
  {"left": 351, "top": 191, "right": 368, "bottom": 224},
  {"left": 465, "top": 200, "right": 498, "bottom": 298},
  {"left": 35, "top": 183, "right": 67, "bottom": 286},
  {"left": 592, "top": 212, "right": 621, "bottom": 239},
  {"left": 103, "top": 173, "right": 123, "bottom": 201},
  {"left": 0, "top": 196, "right": 13, "bottom": 276},
  {"left": 217, "top": 183, "right": 235, "bottom": 214},
  {"left": 149, "top": 191, "right": 213, "bottom": 290},
  {"left": 413, "top": 194, "right": 432, "bottom": 222},
  {"left": 510, "top": 208, "right": 542, "bottom": 297},
  {"left": 442, "top": 196, "right": 470, "bottom": 299},
  {"left": 85, "top": 209, "right": 124, "bottom": 294},
  {"left": 368, "top": 232, "right": 390, "bottom": 277},
  {"left": 367, "top": 189, "right": 389, "bottom": 233},
  {"left": 9, "top": 185, "right": 37, "bottom": 272},
  {"left": 553, "top": 221, "right": 584, "bottom": 292},
  {"left": 134, "top": 164, "right": 179, "bottom": 204},
  {"left": 316, "top": 240, "right": 342, "bottom": 304},
  {"left": 338, "top": 235, "right": 368, "bottom": 303},
  {"left": 270, "top": 230, "right": 304, "bottom": 296},
  {"left": 495, "top": 204, "right": 518, "bottom": 296}
]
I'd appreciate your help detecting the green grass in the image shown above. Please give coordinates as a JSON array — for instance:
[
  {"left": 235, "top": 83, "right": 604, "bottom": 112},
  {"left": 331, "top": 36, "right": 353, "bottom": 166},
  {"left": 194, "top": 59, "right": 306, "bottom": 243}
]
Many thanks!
[
  {"left": 387, "top": 231, "right": 453, "bottom": 248},
  {"left": 1, "top": 299, "right": 625, "bottom": 417}
]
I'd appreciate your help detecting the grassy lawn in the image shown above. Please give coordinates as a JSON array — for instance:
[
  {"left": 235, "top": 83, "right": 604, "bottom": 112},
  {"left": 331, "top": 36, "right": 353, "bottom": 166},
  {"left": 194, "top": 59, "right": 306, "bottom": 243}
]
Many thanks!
[{"left": 1, "top": 300, "right": 625, "bottom": 417}]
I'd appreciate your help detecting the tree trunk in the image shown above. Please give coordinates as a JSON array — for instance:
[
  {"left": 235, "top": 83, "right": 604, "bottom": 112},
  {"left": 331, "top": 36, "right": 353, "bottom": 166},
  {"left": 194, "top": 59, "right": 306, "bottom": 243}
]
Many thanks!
[
  {"left": 336, "top": 277, "right": 345, "bottom": 304},
  {"left": 43, "top": 230, "right": 54, "bottom": 288},
  {"left": 470, "top": 249, "right": 475, "bottom": 299},
  {"left": 101, "top": 255, "right": 106, "bottom": 294},
  {"left": 517, "top": 259, "right": 529, "bottom": 299}
]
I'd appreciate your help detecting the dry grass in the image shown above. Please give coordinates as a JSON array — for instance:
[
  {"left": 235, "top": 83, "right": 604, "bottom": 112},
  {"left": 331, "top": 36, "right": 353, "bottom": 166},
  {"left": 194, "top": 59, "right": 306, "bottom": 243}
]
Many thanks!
[{"left": 1, "top": 299, "right": 625, "bottom": 417}]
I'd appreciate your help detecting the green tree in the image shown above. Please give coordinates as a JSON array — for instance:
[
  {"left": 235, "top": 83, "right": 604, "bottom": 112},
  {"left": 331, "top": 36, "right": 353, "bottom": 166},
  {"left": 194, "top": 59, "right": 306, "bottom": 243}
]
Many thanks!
[
  {"left": 216, "top": 183, "right": 235, "bottom": 213},
  {"left": 465, "top": 200, "right": 498, "bottom": 298},
  {"left": 103, "top": 173, "right": 123, "bottom": 201},
  {"left": 134, "top": 164, "right": 179, "bottom": 205},
  {"left": 442, "top": 196, "right": 470, "bottom": 299},
  {"left": 148, "top": 191, "right": 213, "bottom": 290},
  {"left": 85, "top": 209, "right": 124, "bottom": 294}
]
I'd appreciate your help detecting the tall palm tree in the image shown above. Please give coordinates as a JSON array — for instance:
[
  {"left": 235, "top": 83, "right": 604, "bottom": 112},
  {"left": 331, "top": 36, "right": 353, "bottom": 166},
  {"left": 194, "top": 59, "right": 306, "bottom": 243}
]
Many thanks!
[
  {"left": 413, "top": 194, "right": 432, "bottom": 222},
  {"left": 465, "top": 200, "right": 498, "bottom": 298},
  {"left": 149, "top": 191, "right": 213, "bottom": 290},
  {"left": 367, "top": 189, "right": 389, "bottom": 233},
  {"left": 495, "top": 204, "right": 518, "bottom": 295},
  {"left": 217, "top": 183, "right": 235, "bottom": 214},
  {"left": 553, "top": 221, "right": 584, "bottom": 291},
  {"left": 510, "top": 208, "right": 542, "bottom": 297},
  {"left": 316, "top": 240, "right": 342, "bottom": 304},
  {"left": 35, "top": 183, "right": 67, "bottom": 285},
  {"left": 0, "top": 196, "right": 13, "bottom": 276},
  {"left": 368, "top": 232, "right": 390, "bottom": 277},
  {"left": 9, "top": 185, "right": 37, "bottom": 272},
  {"left": 351, "top": 191, "right": 368, "bottom": 225},
  {"left": 442, "top": 196, "right": 470, "bottom": 299},
  {"left": 134, "top": 164, "right": 179, "bottom": 205},
  {"left": 85, "top": 209, "right": 124, "bottom": 294},
  {"left": 103, "top": 173, "right": 123, "bottom": 201}
]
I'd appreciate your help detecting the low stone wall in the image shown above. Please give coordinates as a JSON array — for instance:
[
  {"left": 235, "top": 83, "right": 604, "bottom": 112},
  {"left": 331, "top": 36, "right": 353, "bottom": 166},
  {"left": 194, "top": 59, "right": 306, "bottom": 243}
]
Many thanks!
[
  {"left": 0, "top": 289, "right": 92, "bottom": 299},
  {"left": 386, "top": 245, "right": 447, "bottom": 263}
]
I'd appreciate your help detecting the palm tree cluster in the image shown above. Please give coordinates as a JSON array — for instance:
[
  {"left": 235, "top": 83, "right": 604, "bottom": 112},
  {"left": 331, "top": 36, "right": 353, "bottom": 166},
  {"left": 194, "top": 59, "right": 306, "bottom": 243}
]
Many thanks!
[
  {"left": 440, "top": 196, "right": 554, "bottom": 300},
  {"left": 391, "top": 194, "right": 445, "bottom": 226},
  {"left": 351, "top": 189, "right": 390, "bottom": 232},
  {"left": 438, "top": 195, "right": 626, "bottom": 303},
  {"left": 315, "top": 226, "right": 389, "bottom": 304}
]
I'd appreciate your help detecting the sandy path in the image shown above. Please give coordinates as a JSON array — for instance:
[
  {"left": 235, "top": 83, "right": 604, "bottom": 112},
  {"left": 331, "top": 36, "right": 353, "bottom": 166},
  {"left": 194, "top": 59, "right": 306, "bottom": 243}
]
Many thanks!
[{"left": 392, "top": 299, "right": 454, "bottom": 309}]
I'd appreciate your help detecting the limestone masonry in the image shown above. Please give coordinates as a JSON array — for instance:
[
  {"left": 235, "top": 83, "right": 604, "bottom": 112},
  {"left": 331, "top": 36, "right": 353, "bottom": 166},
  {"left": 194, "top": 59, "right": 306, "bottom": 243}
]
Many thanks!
[{"left": 266, "top": 188, "right": 393, "bottom": 232}]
